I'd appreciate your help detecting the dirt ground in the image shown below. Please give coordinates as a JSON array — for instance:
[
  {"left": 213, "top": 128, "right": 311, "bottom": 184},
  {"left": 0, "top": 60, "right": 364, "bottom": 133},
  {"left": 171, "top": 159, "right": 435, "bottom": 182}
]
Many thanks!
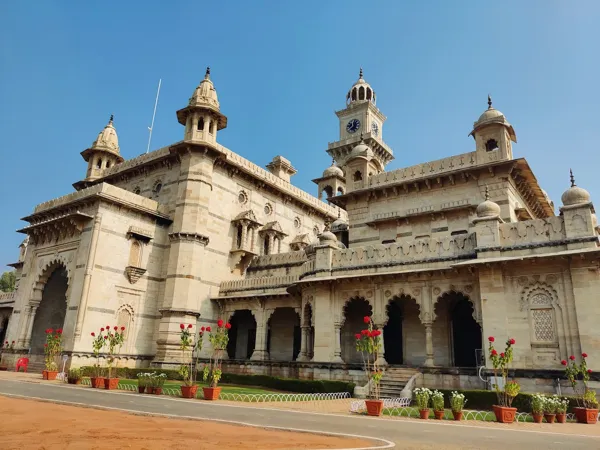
[{"left": 0, "top": 397, "right": 373, "bottom": 450}]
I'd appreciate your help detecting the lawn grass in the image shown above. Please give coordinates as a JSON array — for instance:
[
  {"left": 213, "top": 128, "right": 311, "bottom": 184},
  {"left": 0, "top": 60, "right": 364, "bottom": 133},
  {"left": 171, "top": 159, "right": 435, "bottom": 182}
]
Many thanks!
[
  {"left": 114, "top": 378, "right": 291, "bottom": 396},
  {"left": 382, "top": 407, "right": 574, "bottom": 423}
]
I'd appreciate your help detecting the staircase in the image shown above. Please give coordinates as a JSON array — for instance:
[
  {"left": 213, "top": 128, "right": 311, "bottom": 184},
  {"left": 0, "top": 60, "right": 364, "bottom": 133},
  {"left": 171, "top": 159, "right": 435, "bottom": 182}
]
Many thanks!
[{"left": 378, "top": 367, "right": 420, "bottom": 398}]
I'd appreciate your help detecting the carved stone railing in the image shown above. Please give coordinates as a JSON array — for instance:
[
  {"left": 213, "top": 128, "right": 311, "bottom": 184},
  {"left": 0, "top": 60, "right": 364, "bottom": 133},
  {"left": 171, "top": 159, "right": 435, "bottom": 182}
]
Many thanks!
[
  {"left": 219, "top": 274, "right": 299, "bottom": 296},
  {"left": 248, "top": 251, "right": 307, "bottom": 270},
  {"left": 499, "top": 217, "right": 566, "bottom": 247},
  {"left": 0, "top": 291, "right": 16, "bottom": 306}
]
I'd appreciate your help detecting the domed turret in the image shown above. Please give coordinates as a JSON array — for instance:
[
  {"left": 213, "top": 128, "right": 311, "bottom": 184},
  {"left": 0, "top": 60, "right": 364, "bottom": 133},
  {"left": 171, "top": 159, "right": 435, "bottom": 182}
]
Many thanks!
[
  {"left": 318, "top": 220, "right": 338, "bottom": 245},
  {"left": 348, "top": 135, "right": 374, "bottom": 161},
  {"left": 346, "top": 68, "right": 376, "bottom": 106},
  {"left": 78, "top": 115, "right": 124, "bottom": 184},
  {"left": 469, "top": 96, "right": 517, "bottom": 160},
  {"left": 561, "top": 169, "right": 591, "bottom": 206},
  {"left": 188, "top": 67, "right": 220, "bottom": 109},
  {"left": 476, "top": 186, "right": 501, "bottom": 218},
  {"left": 323, "top": 161, "right": 344, "bottom": 178},
  {"left": 90, "top": 115, "right": 121, "bottom": 157}
]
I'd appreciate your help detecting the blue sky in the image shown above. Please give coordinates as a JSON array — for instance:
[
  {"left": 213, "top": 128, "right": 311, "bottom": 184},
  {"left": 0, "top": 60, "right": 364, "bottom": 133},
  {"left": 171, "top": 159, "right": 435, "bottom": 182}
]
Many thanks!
[{"left": 1, "top": 1, "right": 599, "bottom": 269}]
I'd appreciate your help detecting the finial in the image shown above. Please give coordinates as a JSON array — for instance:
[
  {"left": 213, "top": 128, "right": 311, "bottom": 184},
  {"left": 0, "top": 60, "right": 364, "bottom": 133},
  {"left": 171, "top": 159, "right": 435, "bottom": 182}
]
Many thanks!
[
  {"left": 205, "top": 66, "right": 211, "bottom": 79},
  {"left": 324, "top": 219, "right": 331, "bottom": 232},
  {"left": 484, "top": 185, "right": 490, "bottom": 201},
  {"left": 359, "top": 67, "right": 363, "bottom": 79},
  {"left": 570, "top": 169, "right": 576, "bottom": 187},
  {"left": 360, "top": 131, "right": 364, "bottom": 141},
  {"left": 338, "top": 208, "right": 341, "bottom": 219},
  {"left": 109, "top": 114, "right": 114, "bottom": 124},
  {"left": 487, "top": 94, "right": 492, "bottom": 109},
  {"left": 331, "top": 157, "right": 335, "bottom": 166}
]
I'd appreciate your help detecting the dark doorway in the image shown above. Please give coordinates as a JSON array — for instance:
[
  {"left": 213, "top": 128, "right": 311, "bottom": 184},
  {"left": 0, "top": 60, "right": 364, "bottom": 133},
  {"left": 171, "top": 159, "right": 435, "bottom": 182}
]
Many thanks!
[
  {"left": 384, "top": 300, "right": 403, "bottom": 364},
  {"left": 0, "top": 317, "right": 8, "bottom": 345},
  {"left": 246, "top": 328, "right": 256, "bottom": 359},
  {"left": 226, "top": 310, "right": 256, "bottom": 360},
  {"left": 450, "top": 296, "right": 482, "bottom": 367},
  {"left": 293, "top": 325, "right": 301, "bottom": 360}
]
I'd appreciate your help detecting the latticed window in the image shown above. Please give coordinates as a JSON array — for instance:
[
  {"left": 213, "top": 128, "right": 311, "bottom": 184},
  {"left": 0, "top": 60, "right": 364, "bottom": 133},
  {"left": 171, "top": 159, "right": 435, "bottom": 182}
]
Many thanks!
[
  {"left": 117, "top": 308, "right": 132, "bottom": 339},
  {"left": 532, "top": 308, "right": 555, "bottom": 342}
]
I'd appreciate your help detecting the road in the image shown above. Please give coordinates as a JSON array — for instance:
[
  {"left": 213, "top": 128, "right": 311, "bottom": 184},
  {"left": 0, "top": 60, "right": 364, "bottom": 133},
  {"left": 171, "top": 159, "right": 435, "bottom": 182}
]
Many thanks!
[{"left": 0, "top": 379, "right": 598, "bottom": 449}]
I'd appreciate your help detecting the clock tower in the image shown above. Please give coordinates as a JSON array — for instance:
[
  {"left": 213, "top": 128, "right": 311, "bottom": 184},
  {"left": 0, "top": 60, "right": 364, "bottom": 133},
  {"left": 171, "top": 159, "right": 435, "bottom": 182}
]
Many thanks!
[{"left": 327, "top": 69, "right": 394, "bottom": 172}]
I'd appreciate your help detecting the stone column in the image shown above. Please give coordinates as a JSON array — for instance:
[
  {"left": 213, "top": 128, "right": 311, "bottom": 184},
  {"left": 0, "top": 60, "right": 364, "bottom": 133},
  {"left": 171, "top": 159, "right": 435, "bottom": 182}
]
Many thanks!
[
  {"left": 374, "top": 322, "right": 388, "bottom": 367},
  {"left": 241, "top": 223, "right": 248, "bottom": 249},
  {"left": 251, "top": 309, "right": 271, "bottom": 361},
  {"left": 424, "top": 322, "right": 434, "bottom": 367},
  {"left": 23, "top": 305, "right": 38, "bottom": 348},
  {"left": 297, "top": 326, "right": 309, "bottom": 361},
  {"left": 333, "top": 321, "right": 343, "bottom": 363},
  {"left": 268, "top": 234, "right": 275, "bottom": 255}
]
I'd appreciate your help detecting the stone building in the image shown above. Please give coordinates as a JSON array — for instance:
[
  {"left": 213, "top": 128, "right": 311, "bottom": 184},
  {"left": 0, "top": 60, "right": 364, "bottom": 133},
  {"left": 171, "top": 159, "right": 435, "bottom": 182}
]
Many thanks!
[{"left": 2, "top": 68, "right": 599, "bottom": 393}]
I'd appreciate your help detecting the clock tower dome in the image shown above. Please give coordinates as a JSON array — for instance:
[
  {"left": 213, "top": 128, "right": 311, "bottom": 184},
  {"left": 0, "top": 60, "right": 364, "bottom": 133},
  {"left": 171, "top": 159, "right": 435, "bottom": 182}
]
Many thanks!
[{"left": 326, "top": 69, "right": 393, "bottom": 172}]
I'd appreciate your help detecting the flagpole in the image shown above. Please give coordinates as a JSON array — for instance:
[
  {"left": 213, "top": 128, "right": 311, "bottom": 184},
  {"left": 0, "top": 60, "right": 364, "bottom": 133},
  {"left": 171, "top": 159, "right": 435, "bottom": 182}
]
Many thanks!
[{"left": 146, "top": 78, "right": 162, "bottom": 154}]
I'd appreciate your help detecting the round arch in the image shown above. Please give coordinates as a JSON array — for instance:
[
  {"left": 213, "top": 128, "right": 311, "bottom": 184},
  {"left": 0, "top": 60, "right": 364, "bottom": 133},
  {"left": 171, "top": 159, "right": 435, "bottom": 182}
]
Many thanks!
[{"left": 383, "top": 294, "right": 420, "bottom": 365}]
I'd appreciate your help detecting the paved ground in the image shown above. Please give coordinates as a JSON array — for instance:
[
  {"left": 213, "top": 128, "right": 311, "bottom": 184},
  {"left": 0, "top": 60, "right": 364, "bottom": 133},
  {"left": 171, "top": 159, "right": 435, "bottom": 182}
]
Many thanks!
[{"left": 1, "top": 377, "right": 599, "bottom": 449}]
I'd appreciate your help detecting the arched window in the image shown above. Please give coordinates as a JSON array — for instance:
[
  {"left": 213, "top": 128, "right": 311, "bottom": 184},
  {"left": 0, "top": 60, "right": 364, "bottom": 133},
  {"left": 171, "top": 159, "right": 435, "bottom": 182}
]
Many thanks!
[
  {"left": 236, "top": 225, "right": 243, "bottom": 249},
  {"left": 153, "top": 181, "right": 162, "bottom": 195},
  {"left": 117, "top": 308, "right": 132, "bottom": 340},
  {"left": 263, "top": 237, "right": 270, "bottom": 256},
  {"left": 351, "top": 88, "right": 357, "bottom": 101},
  {"left": 323, "top": 186, "right": 333, "bottom": 198},
  {"left": 198, "top": 117, "right": 205, "bottom": 131},
  {"left": 529, "top": 292, "right": 556, "bottom": 344},
  {"left": 129, "top": 240, "right": 142, "bottom": 267},
  {"left": 96, "top": 158, "right": 103, "bottom": 169},
  {"left": 359, "top": 86, "right": 365, "bottom": 100},
  {"left": 485, "top": 139, "right": 499, "bottom": 152},
  {"left": 353, "top": 171, "right": 363, "bottom": 181},
  {"left": 106, "top": 161, "right": 111, "bottom": 168},
  {"left": 337, "top": 187, "right": 344, "bottom": 196},
  {"left": 366, "top": 88, "right": 372, "bottom": 100}
]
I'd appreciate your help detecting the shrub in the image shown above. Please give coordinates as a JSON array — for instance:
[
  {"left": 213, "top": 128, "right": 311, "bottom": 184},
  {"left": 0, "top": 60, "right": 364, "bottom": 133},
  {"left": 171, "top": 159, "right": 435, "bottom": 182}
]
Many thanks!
[
  {"left": 67, "top": 368, "right": 81, "bottom": 380},
  {"left": 414, "top": 387, "right": 432, "bottom": 410},
  {"left": 431, "top": 390, "right": 444, "bottom": 412},
  {"left": 436, "top": 389, "right": 579, "bottom": 412},
  {"left": 450, "top": 391, "right": 466, "bottom": 412}
]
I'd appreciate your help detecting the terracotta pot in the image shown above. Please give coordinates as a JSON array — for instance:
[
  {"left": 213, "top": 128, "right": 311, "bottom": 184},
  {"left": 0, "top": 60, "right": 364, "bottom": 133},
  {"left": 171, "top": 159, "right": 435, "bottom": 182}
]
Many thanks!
[
  {"left": 419, "top": 409, "right": 430, "bottom": 420},
  {"left": 67, "top": 378, "right": 81, "bottom": 385},
  {"left": 556, "top": 413, "right": 567, "bottom": 423},
  {"left": 90, "top": 377, "right": 105, "bottom": 389},
  {"left": 452, "top": 411, "right": 463, "bottom": 421},
  {"left": 180, "top": 385, "right": 198, "bottom": 399},
  {"left": 365, "top": 399, "right": 384, "bottom": 417},
  {"left": 532, "top": 413, "right": 543, "bottom": 423},
  {"left": 434, "top": 410, "right": 445, "bottom": 420},
  {"left": 493, "top": 405, "right": 517, "bottom": 424},
  {"left": 153, "top": 387, "right": 163, "bottom": 395},
  {"left": 0, "top": 366, "right": 7, "bottom": 371},
  {"left": 544, "top": 413, "right": 556, "bottom": 424},
  {"left": 138, "top": 386, "right": 146, "bottom": 394},
  {"left": 42, "top": 370, "right": 48, "bottom": 380},
  {"left": 574, "top": 407, "right": 598, "bottom": 424},
  {"left": 104, "top": 378, "right": 119, "bottom": 390},
  {"left": 203, "top": 386, "right": 221, "bottom": 401},
  {"left": 46, "top": 371, "right": 58, "bottom": 381}
]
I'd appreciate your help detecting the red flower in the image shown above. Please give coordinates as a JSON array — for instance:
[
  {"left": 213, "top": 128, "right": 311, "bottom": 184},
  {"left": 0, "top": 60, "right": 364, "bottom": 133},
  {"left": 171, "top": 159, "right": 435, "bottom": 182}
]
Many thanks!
[
  {"left": 121, "top": 326, "right": 125, "bottom": 331},
  {"left": 561, "top": 360, "right": 567, "bottom": 366},
  {"left": 488, "top": 336, "right": 495, "bottom": 342},
  {"left": 588, "top": 369, "right": 593, "bottom": 374},
  {"left": 201, "top": 326, "right": 205, "bottom": 332},
  {"left": 91, "top": 332, "right": 95, "bottom": 337},
  {"left": 180, "top": 324, "right": 185, "bottom": 330},
  {"left": 374, "top": 330, "right": 382, "bottom": 337},
  {"left": 500, "top": 352, "right": 505, "bottom": 358},
  {"left": 363, "top": 316, "right": 370, "bottom": 324},
  {"left": 104, "top": 336, "right": 108, "bottom": 339},
  {"left": 106, "top": 326, "right": 110, "bottom": 330},
  {"left": 570, "top": 355, "right": 576, "bottom": 361},
  {"left": 114, "top": 326, "right": 118, "bottom": 331},
  {"left": 582, "top": 353, "right": 588, "bottom": 358},
  {"left": 187, "top": 324, "right": 193, "bottom": 329},
  {"left": 509, "top": 338, "right": 516, "bottom": 345},
  {"left": 4, "top": 341, "right": 7, "bottom": 344},
  {"left": 48, "top": 328, "right": 53, "bottom": 333},
  {"left": 355, "top": 333, "right": 361, "bottom": 340},
  {"left": 44, "top": 344, "right": 47, "bottom": 347},
  {"left": 11, "top": 341, "right": 14, "bottom": 344},
  {"left": 206, "top": 326, "right": 211, "bottom": 332},
  {"left": 217, "top": 319, "right": 224, "bottom": 328},
  {"left": 57, "top": 329, "right": 63, "bottom": 334},
  {"left": 361, "top": 329, "right": 369, "bottom": 335},
  {"left": 225, "top": 323, "right": 232, "bottom": 330},
  {"left": 100, "top": 328, "right": 104, "bottom": 332},
  {"left": 491, "top": 349, "right": 498, "bottom": 356}
]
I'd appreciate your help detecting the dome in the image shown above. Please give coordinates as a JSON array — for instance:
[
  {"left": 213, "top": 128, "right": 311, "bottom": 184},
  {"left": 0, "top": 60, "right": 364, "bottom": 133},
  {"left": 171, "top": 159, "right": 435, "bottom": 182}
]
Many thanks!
[
  {"left": 346, "top": 68, "right": 376, "bottom": 106},
  {"left": 90, "top": 115, "right": 120, "bottom": 156},
  {"left": 322, "top": 162, "right": 343, "bottom": 178},
  {"left": 561, "top": 170, "right": 591, "bottom": 206},
  {"left": 188, "top": 67, "right": 220, "bottom": 109},
  {"left": 348, "top": 138, "right": 374, "bottom": 161},
  {"left": 470, "top": 95, "right": 517, "bottom": 142},
  {"left": 319, "top": 230, "right": 337, "bottom": 244},
  {"left": 331, "top": 209, "right": 348, "bottom": 233},
  {"left": 476, "top": 186, "right": 501, "bottom": 218}
]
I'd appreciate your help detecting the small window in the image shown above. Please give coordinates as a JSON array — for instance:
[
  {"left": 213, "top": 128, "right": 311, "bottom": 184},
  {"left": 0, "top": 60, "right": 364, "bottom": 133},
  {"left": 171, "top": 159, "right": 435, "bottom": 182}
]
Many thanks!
[
  {"left": 133, "top": 187, "right": 141, "bottom": 195},
  {"left": 198, "top": 117, "right": 204, "bottom": 131},
  {"left": 451, "top": 230, "right": 468, "bottom": 236},
  {"left": 153, "top": 182, "right": 162, "bottom": 194},
  {"left": 415, "top": 235, "right": 430, "bottom": 240},
  {"left": 337, "top": 187, "right": 344, "bottom": 196},
  {"left": 359, "top": 86, "right": 365, "bottom": 100},
  {"left": 353, "top": 171, "right": 363, "bottom": 181},
  {"left": 382, "top": 239, "right": 396, "bottom": 245},
  {"left": 264, "top": 203, "right": 273, "bottom": 215},
  {"left": 294, "top": 217, "right": 302, "bottom": 229},
  {"left": 96, "top": 158, "right": 103, "bottom": 169},
  {"left": 263, "top": 237, "right": 270, "bottom": 255},
  {"left": 485, "top": 139, "right": 499, "bottom": 152},
  {"left": 106, "top": 161, "right": 111, "bottom": 168},
  {"left": 238, "top": 191, "right": 248, "bottom": 204},
  {"left": 129, "top": 240, "right": 142, "bottom": 267}
]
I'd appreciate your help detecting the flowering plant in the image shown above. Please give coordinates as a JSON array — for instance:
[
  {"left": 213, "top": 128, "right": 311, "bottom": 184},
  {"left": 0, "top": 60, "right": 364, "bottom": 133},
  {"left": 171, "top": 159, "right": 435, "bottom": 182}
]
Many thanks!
[
  {"left": 179, "top": 323, "right": 204, "bottom": 387},
  {"left": 102, "top": 325, "right": 126, "bottom": 379},
  {"left": 137, "top": 372, "right": 153, "bottom": 389},
  {"left": 149, "top": 372, "right": 167, "bottom": 389},
  {"left": 562, "top": 352, "right": 597, "bottom": 408},
  {"left": 355, "top": 316, "right": 383, "bottom": 400},
  {"left": 450, "top": 391, "right": 466, "bottom": 413},
  {"left": 44, "top": 328, "right": 63, "bottom": 371},
  {"left": 531, "top": 394, "right": 545, "bottom": 415},
  {"left": 90, "top": 329, "right": 106, "bottom": 378},
  {"left": 543, "top": 395, "right": 560, "bottom": 414},
  {"left": 202, "top": 319, "right": 231, "bottom": 388},
  {"left": 1, "top": 340, "right": 15, "bottom": 353},
  {"left": 413, "top": 387, "right": 432, "bottom": 410},
  {"left": 488, "top": 336, "right": 520, "bottom": 407},
  {"left": 431, "top": 390, "right": 444, "bottom": 412}
]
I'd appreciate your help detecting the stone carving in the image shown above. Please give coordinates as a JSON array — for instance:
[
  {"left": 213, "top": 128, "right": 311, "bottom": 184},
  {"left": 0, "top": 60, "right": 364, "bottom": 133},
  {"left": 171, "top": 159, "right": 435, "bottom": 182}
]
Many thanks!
[
  {"left": 520, "top": 282, "right": 560, "bottom": 312},
  {"left": 384, "top": 290, "right": 392, "bottom": 298},
  {"left": 125, "top": 266, "right": 146, "bottom": 284},
  {"left": 499, "top": 217, "right": 565, "bottom": 246},
  {"left": 433, "top": 287, "right": 441, "bottom": 296}
]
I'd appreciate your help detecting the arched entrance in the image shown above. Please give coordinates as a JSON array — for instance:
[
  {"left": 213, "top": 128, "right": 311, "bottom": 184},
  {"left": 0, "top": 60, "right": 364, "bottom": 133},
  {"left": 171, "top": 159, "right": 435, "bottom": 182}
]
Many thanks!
[
  {"left": 436, "top": 291, "right": 482, "bottom": 368},
  {"left": 384, "top": 299, "right": 403, "bottom": 364},
  {"left": 226, "top": 310, "right": 256, "bottom": 360},
  {"left": 341, "top": 297, "right": 372, "bottom": 364},
  {"left": 30, "top": 266, "right": 68, "bottom": 355},
  {"left": 268, "top": 307, "right": 301, "bottom": 361},
  {"left": 0, "top": 315, "right": 9, "bottom": 344}
]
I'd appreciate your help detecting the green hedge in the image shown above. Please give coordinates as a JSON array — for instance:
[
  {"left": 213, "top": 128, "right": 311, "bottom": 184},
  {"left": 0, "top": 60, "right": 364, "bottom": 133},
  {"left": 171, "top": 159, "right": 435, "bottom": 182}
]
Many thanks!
[
  {"left": 78, "top": 366, "right": 355, "bottom": 395},
  {"left": 435, "top": 389, "right": 579, "bottom": 412}
]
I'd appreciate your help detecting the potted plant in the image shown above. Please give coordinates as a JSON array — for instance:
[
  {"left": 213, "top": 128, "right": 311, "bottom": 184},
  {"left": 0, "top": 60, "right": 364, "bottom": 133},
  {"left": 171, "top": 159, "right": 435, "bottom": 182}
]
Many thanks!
[
  {"left": 355, "top": 316, "right": 384, "bottom": 416},
  {"left": 103, "top": 325, "right": 125, "bottom": 390},
  {"left": 543, "top": 395, "right": 558, "bottom": 423},
  {"left": 531, "top": 393, "right": 545, "bottom": 423},
  {"left": 488, "top": 336, "right": 520, "bottom": 423},
  {"left": 67, "top": 368, "right": 82, "bottom": 385},
  {"left": 414, "top": 387, "right": 432, "bottom": 419},
  {"left": 151, "top": 373, "right": 167, "bottom": 395},
  {"left": 178, "top": 323, "right": 204, "bottom": 399},
  {"left": 202, "top": 319, "right": 231, "bottom": 400},
  {"left": 563, "top": 353, "right": 598, "bottom": 424},
  {"left": 554, "top": 396, "right": 569, "bottom": 423},
  {"left": 43, "top": 328, "right": 63, "bottom": 381},
  {"left": 450, "top": 391, "right": 466, "bottom": 421},
  {"left": 431, "top": 390, "right": 445, "bottom": 420},
  {"left": 137, "top": 372, "right": 149, "bottom": 394},
  {"left": 89, "top": 329, "right": 106, "bottom": 388}
]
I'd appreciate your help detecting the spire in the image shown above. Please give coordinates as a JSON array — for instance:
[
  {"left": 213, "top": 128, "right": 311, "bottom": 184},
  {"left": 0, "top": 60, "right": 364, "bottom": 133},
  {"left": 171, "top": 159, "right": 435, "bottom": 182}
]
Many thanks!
[
  {"left": 485, "top": 185, "right": 490, "bottom": 200},
  {"left": 338, "top": 208, "right": 341, "bottom": 219},
  {"left": 205, "top": 66, "right": 211, "bottom": 80},
  {"left": 359, "top": 67, "right": 363, "bottom": 79},
  {"left": 360, "top": 131, "right": 364, "bottom": 142},
  {"left": 109, "top": 114, "right": 114, "bottom": 124},
  {"left": 570, "top": 168, "right": 576, "bottom": 187},
  {"left": 487, "top": 94, "right": 492, "bottom": 109}
]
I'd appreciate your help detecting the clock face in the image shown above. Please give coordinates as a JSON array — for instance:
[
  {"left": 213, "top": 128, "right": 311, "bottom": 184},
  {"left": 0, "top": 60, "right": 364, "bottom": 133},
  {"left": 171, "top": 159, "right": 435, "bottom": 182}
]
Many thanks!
[
  {"left": 371, "top": 122, "right": 379, "bottom": 136},
  {"left": 346, "top": 118, "right": 360, "bottom": 133}
]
